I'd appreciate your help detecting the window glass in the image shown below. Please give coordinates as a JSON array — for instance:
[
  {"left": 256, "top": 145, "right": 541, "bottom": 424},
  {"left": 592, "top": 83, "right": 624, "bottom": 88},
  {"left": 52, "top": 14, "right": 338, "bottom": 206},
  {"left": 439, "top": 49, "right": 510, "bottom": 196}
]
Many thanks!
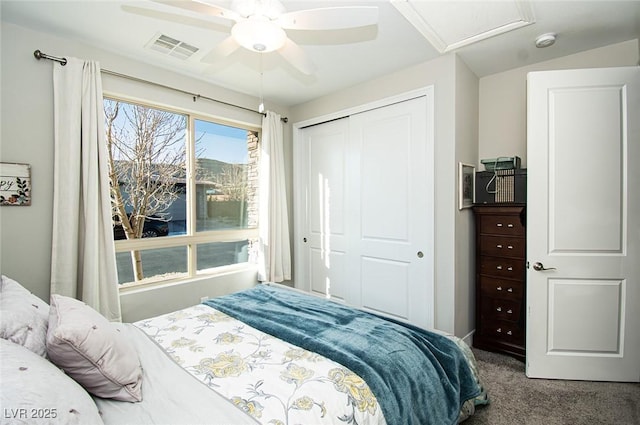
[
  {"left": 116, "top": 247, "right": 188, "bottom": 285},
  {"left": 194, "top": 119, "right": 258, "bottom": 232},
  {"left": 105, "top": 98, "right": 259, "bottom": 286},
  {"left": 105, "top": 98, "right": 187, "bottom": 240},
  {"left": 196, "top": 240, "right": 250, "bottom": 271}
]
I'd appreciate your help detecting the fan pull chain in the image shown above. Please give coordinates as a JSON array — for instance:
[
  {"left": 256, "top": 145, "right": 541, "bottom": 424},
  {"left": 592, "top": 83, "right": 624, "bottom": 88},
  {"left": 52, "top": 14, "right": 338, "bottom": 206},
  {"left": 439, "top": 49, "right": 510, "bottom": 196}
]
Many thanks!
[{"left": 258, "top": 53, "right": 265, "bottom": 113}]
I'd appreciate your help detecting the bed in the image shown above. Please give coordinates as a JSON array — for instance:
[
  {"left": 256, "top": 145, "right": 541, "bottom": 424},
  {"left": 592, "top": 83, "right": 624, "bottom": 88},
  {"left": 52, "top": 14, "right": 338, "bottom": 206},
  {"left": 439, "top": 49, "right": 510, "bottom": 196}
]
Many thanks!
[{"left": 0, "top": 275, "right": 488, "bottom": 425}]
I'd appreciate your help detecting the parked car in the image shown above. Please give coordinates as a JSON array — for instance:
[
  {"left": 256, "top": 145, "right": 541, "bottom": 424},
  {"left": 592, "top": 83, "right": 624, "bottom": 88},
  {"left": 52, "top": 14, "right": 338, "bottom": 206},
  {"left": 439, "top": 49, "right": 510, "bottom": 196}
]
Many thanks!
[{"left": 113, "top": 215, "right": 169, "bottom": 240}]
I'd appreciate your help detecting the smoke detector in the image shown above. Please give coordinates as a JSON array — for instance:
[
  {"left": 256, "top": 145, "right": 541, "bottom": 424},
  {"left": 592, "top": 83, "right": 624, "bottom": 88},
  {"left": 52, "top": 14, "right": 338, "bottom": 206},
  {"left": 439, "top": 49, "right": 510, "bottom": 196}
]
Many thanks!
[{"left": 535, "top": 33, "right": 556, "bottom": 48}]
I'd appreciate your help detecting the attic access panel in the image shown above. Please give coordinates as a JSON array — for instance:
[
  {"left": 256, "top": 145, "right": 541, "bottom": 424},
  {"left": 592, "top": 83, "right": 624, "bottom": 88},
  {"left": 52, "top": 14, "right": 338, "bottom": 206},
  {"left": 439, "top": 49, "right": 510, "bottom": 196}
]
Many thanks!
[{"left": 391, "top": 0, "right": 535, "bottom": 53}]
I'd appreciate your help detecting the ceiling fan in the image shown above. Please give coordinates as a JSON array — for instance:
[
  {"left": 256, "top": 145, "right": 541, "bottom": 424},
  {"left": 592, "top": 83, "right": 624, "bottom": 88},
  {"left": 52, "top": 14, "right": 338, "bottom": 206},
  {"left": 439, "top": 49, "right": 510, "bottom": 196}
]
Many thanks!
[{"left": 132, "top": 0, "right": 379, "bottom": 75}]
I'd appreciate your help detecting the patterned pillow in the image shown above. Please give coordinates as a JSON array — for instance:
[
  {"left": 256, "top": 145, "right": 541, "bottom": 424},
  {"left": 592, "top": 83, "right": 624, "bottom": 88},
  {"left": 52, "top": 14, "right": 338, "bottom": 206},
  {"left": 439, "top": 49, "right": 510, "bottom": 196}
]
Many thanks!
[
  {"left": 46, "top": 294, "right": 143, "bottom": 402},
  {"left": 0, "top": 338, "right": 104, "bottom": 424},
  {"left": 0, "top": 275, "right": 49, "bottom": 357}
]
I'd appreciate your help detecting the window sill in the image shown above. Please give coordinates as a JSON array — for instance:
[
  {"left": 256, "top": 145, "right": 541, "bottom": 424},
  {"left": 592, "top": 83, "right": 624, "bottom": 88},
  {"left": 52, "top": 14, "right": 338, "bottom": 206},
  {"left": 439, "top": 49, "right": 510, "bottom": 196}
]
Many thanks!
[{"left": 118, "top": 263, "right": 258, "bottom": 295}]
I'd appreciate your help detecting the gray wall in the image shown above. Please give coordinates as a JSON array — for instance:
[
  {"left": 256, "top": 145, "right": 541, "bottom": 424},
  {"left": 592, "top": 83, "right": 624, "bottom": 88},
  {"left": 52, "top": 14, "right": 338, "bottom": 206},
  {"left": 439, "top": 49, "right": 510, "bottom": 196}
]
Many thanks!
[
  {"left": 2, "top": 18, "right": 637, "bottom": 328},
  {"left": 454, "top": 55, "right": 480, "bottom": 338},
  {"left": 287, "top": 38, "right": 639, "bottom": 338},
  {"left": 0, "top": 22, "right": 291, "bottom": 321},
  {"left": 478, "top": 39, "right": 639, "bottom": 168}
]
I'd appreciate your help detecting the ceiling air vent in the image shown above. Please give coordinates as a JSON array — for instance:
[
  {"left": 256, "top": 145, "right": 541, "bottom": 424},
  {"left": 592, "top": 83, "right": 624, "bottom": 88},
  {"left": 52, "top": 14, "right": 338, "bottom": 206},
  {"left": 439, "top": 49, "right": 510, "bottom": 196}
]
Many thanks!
[{"left": 147, "top": 34, "right": 199, "bottom": 60}]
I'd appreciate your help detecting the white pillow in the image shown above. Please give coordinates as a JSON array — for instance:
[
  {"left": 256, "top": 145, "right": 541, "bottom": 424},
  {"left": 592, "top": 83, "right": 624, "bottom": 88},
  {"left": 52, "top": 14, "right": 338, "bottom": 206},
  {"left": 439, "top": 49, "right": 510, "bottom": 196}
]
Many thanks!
[
  {"left": 0, "top": 275, "right": 49, "bottom": 357},
  {"left": 0, "top": 338, "right": 104, "bottom": 425},
  {"left": 46, "top": 294, "right": 143, "bottom": 402}
]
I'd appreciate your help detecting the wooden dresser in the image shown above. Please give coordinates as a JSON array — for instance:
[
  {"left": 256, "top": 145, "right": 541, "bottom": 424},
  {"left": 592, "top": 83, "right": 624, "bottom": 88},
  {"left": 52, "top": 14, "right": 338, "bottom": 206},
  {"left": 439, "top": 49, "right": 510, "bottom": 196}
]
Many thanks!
[{"left": 472, "top": 204, "right": 526, "bottom": 361}]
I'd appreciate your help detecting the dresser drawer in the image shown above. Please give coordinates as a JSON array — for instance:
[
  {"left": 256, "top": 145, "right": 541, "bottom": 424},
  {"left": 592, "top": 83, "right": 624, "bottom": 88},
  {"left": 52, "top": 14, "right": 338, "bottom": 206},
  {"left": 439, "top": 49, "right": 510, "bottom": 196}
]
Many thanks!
[
  {"left": 478, "top": 214, "right": 525, "bottom": 236},
  {"left": 479, "top": 235, "right": 525, "bottom": 258},
  {"left": 479, "top": 256, "right": 525, "bottom": 279},
  {"left": 479, "top": 276, "right": 524, "bottom": 300},
  {"left": 480, "top": 319, "right": 524, "bottom": 343},
  {"left": 481, "top": 297, "right": 522, "bottom": 323}
]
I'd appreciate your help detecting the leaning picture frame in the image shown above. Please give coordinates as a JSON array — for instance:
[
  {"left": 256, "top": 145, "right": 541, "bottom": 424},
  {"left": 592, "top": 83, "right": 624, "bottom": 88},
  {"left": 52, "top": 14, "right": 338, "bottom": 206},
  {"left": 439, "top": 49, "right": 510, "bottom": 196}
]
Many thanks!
[{"left": 459, "top": 162, "right": 475, "bottom": 210}]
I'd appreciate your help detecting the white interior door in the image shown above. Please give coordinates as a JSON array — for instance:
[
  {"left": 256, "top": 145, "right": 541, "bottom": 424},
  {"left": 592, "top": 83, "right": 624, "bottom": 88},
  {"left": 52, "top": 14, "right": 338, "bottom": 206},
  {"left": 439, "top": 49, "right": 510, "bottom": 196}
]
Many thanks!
[
  {"left": 526, "top": 66, "right": 640, "bottom": 382},
  {"left": 295, "top": 90, "right": 435, "bottom": 329}
]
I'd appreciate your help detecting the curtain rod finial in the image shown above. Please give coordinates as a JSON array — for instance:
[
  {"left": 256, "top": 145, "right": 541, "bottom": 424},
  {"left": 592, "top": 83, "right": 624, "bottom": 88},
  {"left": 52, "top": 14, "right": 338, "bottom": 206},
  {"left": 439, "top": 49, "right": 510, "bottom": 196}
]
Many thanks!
[{"left": 34, "top": 49, "right": 67, "bottom": 65}]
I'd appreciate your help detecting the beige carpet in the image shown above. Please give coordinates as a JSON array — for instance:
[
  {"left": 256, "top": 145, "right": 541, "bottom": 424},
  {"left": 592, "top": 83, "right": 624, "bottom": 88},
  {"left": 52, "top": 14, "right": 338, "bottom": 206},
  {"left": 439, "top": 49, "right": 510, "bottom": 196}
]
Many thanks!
[{"left": 465, "top": 349, "right": 640, "bottom": 425}]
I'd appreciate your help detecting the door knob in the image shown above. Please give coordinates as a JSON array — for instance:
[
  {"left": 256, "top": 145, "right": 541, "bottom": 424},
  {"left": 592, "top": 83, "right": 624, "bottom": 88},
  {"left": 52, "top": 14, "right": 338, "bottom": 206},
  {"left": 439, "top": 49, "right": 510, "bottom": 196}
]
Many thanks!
[{"left": 532, "top": 261, "right": 556, "bottom": 271}]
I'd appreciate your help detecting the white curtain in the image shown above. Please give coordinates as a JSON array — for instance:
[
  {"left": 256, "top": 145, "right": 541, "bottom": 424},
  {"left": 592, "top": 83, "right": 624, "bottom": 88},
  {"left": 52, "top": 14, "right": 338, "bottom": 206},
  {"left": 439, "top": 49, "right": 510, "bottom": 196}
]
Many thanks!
[
  {"left": 50, "top": 58, "right": 121, "bottom": 321},
  {"left": 258, "top": 111, "right": 292, "bottom": 282}
]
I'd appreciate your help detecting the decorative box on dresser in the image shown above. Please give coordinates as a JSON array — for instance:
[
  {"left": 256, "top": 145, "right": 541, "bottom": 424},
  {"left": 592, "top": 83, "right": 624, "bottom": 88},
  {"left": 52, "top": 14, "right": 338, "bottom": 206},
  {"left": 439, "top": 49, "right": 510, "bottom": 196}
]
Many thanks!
[{"left": 473, "top": 204, "right": 526, "bottom": 361}]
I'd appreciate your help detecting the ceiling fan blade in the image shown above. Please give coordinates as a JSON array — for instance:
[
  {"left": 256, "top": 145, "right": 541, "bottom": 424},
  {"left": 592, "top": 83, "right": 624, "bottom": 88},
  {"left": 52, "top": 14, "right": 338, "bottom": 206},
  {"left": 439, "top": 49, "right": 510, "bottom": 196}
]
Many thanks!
[
  {"left": 150, "top": 0, "right": 241, "bottom": 22},
  {"left": 277, "top": 38, "right": 317, "bottom": 75},
  {"left": 121, "top": 4, "right": 231, "bottom": 32},
  {"left": 278, "top": 6, "right": 378, "bottom": 30},
  {"left": 201, "top": 36, "right": 241, "bottom": 64}
]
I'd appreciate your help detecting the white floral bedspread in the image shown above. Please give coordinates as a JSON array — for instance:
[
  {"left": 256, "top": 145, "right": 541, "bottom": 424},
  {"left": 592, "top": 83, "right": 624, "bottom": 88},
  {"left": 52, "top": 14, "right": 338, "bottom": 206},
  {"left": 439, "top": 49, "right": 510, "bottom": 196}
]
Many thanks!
[{"left": 135, "top": 304, "right": 387, "bottom": 425}]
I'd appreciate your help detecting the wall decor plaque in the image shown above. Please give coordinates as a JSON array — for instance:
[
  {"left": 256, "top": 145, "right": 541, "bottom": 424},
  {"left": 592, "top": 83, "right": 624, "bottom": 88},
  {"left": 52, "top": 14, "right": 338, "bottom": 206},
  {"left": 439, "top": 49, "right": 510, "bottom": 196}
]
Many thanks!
[{"left": 0, "top": 162, "right": 31, "bottom": 206}]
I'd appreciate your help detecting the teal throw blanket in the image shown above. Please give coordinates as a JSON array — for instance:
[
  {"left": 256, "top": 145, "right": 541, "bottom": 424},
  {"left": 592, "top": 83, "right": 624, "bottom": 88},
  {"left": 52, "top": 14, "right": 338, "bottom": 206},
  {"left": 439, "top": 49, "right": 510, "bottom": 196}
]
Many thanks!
[{"left": 205, "top": 285, "right": 481, "bottom": 425}]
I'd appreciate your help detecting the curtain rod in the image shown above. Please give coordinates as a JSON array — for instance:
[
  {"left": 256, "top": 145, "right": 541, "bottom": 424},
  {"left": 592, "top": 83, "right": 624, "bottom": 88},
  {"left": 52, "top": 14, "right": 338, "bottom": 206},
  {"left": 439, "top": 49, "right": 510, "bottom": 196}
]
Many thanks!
[{"left": 33, "top": 49, "right": 288, "bottom": 123}]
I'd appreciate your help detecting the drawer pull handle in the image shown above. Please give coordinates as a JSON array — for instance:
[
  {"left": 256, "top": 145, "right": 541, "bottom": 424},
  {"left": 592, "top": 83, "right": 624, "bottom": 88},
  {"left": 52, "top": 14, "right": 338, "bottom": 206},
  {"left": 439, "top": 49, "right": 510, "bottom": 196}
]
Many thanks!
[
  {"left": 496, "top": 265, "right": 503, "bottom": 270},
  {"left": 507, "top": 309, "right": 513, "bottom": 314},
  {"left": 497, "top": 244, "right": 503, "bottom": 249},
  {"left": 507, "top": 266, "right": 513, "bottom": 271},
  {"left": 507, "top": 223, "right": 514, "bottom": 228},
  {"left": 496, "top": 286, "right": 502, "bottom": 291},
  {"left": 496, "top": 307, "right": 502, "bottom": 312},
  {"left": 507, "top": 288, "right": 513, "bottom": 293},
  {"left": 507, "top": 330, "right": 513, "bottom": 336},
  {"left": 497, "top": 223, "right": 503, "bottom": 227},
  {"left": 496, "top": 328, "right": 502, "bottom": 333},
  {"left": 507, "top": 245, "right": 513, "bottom": 249}
]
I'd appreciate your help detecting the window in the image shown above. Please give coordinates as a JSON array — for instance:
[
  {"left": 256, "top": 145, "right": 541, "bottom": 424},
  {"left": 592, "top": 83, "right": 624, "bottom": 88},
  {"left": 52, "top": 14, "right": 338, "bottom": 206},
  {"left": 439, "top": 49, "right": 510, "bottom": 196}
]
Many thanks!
[{"left": 104, "top": 98, "right": 259, "bottom": 286}]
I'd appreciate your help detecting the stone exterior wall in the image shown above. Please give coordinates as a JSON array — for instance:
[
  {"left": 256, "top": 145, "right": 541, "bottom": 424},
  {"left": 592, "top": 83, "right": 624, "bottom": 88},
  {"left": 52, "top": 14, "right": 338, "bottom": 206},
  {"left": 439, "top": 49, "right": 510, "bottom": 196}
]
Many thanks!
[{"left": 246, "top": 131, "right": 260, "bottom": 229}]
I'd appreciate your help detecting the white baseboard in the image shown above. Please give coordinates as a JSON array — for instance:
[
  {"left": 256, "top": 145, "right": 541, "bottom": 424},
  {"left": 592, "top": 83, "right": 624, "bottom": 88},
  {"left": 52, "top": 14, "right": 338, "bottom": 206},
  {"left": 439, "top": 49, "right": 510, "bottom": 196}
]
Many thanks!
[{"left": 461, "top": 329, "right": 475, "bottom": 347}]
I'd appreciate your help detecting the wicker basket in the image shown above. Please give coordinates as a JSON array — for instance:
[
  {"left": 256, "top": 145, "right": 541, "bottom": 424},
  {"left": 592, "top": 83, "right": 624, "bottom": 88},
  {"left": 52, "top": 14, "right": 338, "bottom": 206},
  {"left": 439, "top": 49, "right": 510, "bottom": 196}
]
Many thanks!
[{"left": 475, "top": 169, "right": 527, "bottom": 204}]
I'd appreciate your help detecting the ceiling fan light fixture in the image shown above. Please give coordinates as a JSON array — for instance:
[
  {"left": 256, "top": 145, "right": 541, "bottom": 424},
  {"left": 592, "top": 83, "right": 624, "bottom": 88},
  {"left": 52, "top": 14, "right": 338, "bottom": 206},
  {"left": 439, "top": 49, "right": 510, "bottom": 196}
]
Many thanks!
[{"left": 232, "top": 16, "right": 286, "bottom": 53}]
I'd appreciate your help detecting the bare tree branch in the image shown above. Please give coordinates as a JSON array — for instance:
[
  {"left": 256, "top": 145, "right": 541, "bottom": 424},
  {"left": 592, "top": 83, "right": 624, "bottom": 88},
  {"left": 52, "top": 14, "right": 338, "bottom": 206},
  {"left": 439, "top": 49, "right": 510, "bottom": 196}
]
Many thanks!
[{"left": 104, "top": 99, "right": 187, "bottom": 280}]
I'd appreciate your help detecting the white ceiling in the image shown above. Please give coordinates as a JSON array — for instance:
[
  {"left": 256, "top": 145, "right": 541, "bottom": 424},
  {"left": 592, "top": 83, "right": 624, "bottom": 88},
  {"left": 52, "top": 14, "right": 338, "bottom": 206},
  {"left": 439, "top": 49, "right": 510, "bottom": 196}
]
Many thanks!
[{"left": 2, "top": 1, "right": 639, "bottom": 107}]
